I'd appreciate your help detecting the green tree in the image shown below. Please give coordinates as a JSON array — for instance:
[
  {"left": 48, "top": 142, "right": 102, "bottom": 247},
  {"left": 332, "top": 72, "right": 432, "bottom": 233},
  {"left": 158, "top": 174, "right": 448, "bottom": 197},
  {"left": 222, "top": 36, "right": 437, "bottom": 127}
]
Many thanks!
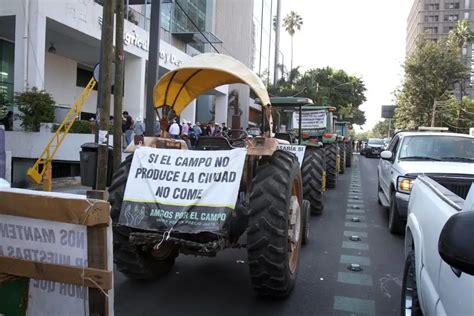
[
  {"left": 283, "top": 11, "right": 303, "bottom": 71},
  {"left": 0, "top": 92, "right": 9, "bottom": 120},
  {"left": 269, "top": 66, "right": 368, "bottom": 126},
  {"left": 395, "top": 35, "right": 468, "bottom": 128},
  {"left": 371, "top": 119, "right": 392, "bottom": 138},
  {"left": 16, "top": 87, "right": 55, "bottom": 131}
]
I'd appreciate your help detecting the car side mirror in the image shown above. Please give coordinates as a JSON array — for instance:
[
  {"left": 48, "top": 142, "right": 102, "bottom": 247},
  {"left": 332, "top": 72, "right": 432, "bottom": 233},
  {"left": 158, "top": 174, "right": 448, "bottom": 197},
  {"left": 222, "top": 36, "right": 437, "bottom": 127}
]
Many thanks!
[
  {"left": 380, "top": 151, "right": 393, "bottom": 161},
  {"left": 438, "top": 211, "right": 474, "bottom": 276}
]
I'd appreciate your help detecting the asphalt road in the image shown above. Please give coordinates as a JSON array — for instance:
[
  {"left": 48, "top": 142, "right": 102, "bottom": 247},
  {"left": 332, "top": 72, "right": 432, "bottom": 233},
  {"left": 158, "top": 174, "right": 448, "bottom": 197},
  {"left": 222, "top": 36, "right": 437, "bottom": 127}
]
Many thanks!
[{"left": 114, "top": 154, "right": 405, "bottom": 316}]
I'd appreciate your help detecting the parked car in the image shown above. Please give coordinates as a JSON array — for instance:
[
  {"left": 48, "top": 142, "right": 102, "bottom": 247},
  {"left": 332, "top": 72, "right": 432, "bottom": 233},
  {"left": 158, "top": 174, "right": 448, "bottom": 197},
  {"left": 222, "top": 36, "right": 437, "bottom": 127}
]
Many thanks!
[
  {"left": 361, "top": 138, "right": 384, "bottom": 157},
  {"left": 401, "top": 176, "right": 474, "bottom": 316},
  {"left": 377, "top": 131, "right": 474, "bottom": 234}
]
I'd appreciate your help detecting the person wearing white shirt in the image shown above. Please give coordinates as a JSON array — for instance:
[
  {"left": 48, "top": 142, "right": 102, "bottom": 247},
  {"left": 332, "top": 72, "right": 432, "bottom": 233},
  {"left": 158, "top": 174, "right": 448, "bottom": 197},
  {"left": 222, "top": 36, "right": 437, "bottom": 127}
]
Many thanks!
[{"left": 169, "top": 120, "right": 180, "bottom": 139}]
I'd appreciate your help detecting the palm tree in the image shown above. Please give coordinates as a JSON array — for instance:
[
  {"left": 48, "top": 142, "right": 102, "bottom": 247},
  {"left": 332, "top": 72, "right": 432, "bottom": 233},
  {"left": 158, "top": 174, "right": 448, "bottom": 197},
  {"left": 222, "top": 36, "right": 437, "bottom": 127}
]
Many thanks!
[
  {"left": 448, "top": 19, "right": 474, "bottom": 49},
  {"left": 283, "top": 11, "right": 303, "bottom": 72}
]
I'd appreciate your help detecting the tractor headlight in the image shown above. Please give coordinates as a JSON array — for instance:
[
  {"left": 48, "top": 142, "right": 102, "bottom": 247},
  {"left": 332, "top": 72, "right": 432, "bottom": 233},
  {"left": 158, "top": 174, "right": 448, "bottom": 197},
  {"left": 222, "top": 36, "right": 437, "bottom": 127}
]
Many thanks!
[{"left": 397, "top": 176, "right": 415, "bottom": 194}]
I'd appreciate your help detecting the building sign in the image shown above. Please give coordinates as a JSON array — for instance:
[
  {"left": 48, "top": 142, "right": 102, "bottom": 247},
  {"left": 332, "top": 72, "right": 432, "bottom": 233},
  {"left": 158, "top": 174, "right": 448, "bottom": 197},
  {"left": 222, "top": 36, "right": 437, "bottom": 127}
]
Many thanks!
[
  {"left": 119, "top": 147, "right": 246, "bottom": 235},
  {"left": 98, "top": 16, "right": 183, "bottom": 67},
  {"left": 381, "top": 105, "right": 396, "bottom": 118},
  {"left": 293, "top": 110, "right": 327, "bottom": 129},
  {"left": 124, "top": 30, "right": 149, "bottom": 51}
]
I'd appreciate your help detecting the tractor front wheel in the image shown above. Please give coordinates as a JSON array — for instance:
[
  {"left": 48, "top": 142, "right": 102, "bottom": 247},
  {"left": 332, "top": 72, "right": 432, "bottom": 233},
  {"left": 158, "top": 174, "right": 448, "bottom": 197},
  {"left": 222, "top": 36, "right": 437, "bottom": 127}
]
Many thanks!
[{"left": 247, "top": 150, "right": 303, "bottom": 298}]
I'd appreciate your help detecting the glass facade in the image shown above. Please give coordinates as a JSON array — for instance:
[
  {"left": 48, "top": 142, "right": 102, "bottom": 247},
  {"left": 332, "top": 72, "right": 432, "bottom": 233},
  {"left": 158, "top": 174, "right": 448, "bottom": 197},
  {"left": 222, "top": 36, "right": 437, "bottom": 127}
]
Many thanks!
[
  {"left": 0, "top": 39, "right": 14, "bottom": 107},
  {"left": 253, "top": 0, "right": 276, "bottom": 82}
]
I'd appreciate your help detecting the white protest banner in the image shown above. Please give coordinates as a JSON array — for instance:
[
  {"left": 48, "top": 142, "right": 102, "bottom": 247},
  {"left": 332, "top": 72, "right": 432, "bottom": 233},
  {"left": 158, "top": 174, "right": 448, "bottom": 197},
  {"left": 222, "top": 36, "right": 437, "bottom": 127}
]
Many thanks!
[
  {"left": 293, "top": 110, "right": 327, "bottom": 129},
  {"left": 0, "top": 214, "right": 89, "bottom": 315},
  {"left": 119, "top": 147, "right": 247, "bottom": 234},
  {"left": 277, "top": 144, "right": 306, "bottom": 166}
]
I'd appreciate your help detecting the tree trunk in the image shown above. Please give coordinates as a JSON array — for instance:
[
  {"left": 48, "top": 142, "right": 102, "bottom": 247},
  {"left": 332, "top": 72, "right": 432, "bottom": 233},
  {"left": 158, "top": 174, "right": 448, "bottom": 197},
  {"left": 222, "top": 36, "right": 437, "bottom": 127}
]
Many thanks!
[{"left": 290, "top": 35, "right": 294, "bottom": 71}]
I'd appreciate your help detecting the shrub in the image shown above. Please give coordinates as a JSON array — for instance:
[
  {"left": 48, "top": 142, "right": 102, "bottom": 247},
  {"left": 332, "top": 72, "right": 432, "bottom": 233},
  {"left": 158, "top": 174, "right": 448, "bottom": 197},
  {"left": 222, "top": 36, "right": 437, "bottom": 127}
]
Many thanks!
[
  {"left": 52, "top": 120, "right": 93, "bottom": 134},
  {"left": 16, "top": 87, "right": 55, "bottom": 131}
]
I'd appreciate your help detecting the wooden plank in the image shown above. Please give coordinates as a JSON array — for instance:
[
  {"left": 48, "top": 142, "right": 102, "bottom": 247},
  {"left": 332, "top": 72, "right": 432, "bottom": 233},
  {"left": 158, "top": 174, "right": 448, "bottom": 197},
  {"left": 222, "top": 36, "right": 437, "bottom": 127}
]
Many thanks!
[
  {"left": 87, "top": 190, "right": 109, "bottom": 316},
  {"left": 0, "top": 256, "right": 112, "bottom": 291},
  {"left": 0, "top": 191, "right": 110, "bottom": 226}
]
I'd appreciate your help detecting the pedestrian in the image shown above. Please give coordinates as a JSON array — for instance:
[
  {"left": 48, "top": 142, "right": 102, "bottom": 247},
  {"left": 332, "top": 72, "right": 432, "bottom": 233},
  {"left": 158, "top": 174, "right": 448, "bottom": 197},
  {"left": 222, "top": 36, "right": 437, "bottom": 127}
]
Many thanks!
[
  {"left": 169, "top": 119, "right": 180, "bottom": 139},
  {"left": 133, "top": 116, "right": 145, "bottom": 144},
  {"left": 222, "top": 122, "right": 228, "bottom": 136},
  {"left": 212, "top": 122, "right": 222, "bottom": 136},
  {"left": 89, "top": 117, "right": 97, "bottom": 134},
  {"left": 181, "top": 119, "right": 189, "bottom": 136},
  {"left": 123, "top": 111, "right": 134, "bottom": 145}
]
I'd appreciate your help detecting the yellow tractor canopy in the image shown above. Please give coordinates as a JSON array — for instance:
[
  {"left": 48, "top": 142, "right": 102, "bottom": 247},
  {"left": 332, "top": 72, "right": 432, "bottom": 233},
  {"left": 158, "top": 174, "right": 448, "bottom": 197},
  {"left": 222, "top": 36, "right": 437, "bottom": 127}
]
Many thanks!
[{"left": 153, "top": 53, "right": 271, "bottom": 115}]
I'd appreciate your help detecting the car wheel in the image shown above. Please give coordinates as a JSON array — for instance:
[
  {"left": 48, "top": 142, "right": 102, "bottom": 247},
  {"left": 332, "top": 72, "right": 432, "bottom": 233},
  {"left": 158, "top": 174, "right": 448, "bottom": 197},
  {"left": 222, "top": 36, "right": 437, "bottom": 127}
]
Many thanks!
[
  {"left": 401, "top": 250, "right": 422, "bottom": 316},
  {"left": 388, "top": 191, "right": 404, "bottom": 234}
]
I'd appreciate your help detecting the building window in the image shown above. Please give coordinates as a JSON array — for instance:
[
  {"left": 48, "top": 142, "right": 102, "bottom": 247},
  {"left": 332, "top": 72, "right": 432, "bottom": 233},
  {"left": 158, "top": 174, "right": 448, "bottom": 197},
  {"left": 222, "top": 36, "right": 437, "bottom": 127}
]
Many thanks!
[
  {"left": 444, "top": 14, "right": 459, "bottom": 21},
  {"left": 424, "top": 15, "right": 439, "bottom": 22},
  {"left": 445, "top": 2, "right": 460, "bottom": 9},
  {"left": 0, "top": 39, "right": 14, "bottom": 107},
  {"left": 443, "top": 25, "right": 455, "bottom": 33},
  {"left": 425, "top": 3, "right": 440, "bottom": 10},
  {"left": 424, "top": 26, "right": 439, "bottom": 34}
]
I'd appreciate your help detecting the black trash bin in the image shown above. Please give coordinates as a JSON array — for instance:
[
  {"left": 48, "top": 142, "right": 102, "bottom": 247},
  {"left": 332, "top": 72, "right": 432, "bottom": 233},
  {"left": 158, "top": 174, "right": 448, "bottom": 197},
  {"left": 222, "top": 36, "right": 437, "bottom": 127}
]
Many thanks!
[{"left": 80, "top": 142, "right": 114, "bottom": 188}]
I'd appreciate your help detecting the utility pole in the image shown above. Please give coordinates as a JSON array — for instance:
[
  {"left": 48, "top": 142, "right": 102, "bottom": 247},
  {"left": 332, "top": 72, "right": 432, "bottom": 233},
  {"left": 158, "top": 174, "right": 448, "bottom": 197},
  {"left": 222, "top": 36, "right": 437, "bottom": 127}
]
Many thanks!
[
  {"left": 273, "top": 0, "right": 281, "bottom": 86},
  {"left": 95, "top": 0, "right": 115, "bottom": 190},
  {"left": 145, "top": 0, "right": 161, "bottom": 136},
  {"left": 113, "top": 0, "right": 125, "bottom": 172}
]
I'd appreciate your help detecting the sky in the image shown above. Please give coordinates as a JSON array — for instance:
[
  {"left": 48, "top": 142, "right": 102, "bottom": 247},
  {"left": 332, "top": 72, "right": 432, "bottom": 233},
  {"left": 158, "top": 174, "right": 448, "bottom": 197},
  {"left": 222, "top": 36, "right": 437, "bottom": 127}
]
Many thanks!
[{"left": 279, "top": 0, "right": 413, "bottom": 131}]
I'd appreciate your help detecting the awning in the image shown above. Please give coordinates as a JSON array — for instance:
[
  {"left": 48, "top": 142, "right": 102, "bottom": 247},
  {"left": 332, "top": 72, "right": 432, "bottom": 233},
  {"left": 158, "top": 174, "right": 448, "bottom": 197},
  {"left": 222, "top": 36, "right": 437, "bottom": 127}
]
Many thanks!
[{"left": 153, "top": 53, "right": 271, "bottom": 115}]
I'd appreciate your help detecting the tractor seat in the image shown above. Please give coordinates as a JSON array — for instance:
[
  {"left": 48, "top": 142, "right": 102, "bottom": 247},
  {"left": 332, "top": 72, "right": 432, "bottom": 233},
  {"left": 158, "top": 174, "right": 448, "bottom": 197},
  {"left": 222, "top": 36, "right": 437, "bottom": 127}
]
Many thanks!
[{"left": 195, "top": 136, "right": 234, "bottom": 150}]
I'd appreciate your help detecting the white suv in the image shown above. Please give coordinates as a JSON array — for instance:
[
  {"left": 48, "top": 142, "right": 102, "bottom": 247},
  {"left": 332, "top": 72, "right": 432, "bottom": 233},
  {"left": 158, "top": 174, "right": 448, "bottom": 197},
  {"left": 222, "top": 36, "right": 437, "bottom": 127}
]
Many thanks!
[{"left": 377, "top": 131, "right": 474, "bottom": 234}]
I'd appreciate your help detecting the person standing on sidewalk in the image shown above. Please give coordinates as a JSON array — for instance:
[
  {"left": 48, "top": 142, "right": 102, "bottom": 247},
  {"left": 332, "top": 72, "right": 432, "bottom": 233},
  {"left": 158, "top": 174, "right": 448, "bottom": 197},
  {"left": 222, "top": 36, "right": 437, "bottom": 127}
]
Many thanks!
[
  {"left": 123, "top": 111, "right": 134, "bottom": 145},
  {"left": 169, "top": 119, "right": 180, "bottom": 139}
]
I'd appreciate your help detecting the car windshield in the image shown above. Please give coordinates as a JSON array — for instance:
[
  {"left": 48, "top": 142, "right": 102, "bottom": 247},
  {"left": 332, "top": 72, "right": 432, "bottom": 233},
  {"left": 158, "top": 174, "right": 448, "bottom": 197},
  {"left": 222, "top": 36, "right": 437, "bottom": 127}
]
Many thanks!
[
  {"left": 399, "top": 135, "right": 474, "bottom": 162},
  {"left": 368, "top": 138, "right": 384, "bottom": 145}
]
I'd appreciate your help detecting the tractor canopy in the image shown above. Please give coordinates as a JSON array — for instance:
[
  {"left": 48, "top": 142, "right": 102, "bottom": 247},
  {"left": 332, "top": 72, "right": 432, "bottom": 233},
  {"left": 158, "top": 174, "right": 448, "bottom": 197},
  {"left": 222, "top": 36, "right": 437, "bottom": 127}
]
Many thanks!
[{"left": 154, "top": 53, "right": 271, "bottom": 115}]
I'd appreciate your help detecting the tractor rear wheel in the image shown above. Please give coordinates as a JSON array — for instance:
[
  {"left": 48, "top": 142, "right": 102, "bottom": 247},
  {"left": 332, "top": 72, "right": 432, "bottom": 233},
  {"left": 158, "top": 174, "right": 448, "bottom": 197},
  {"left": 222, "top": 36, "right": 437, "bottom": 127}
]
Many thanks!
[
  {"left": 326, "top": 143, "right": 338, "bottom": 189},
  {"left": 345, "top": 142, "right": 352, "bottom": 168},
  {"left": 338, "top": 143, "right": 346, "bottom": 174},
  {"left": 247, "top": 150, "right": 303, "bottom": 298},
  {"left": 108, "top": 154, "right": 178, "bottom": 279},
  {"left": 302, "top": 147, "right": 325, "bottom": 215}
]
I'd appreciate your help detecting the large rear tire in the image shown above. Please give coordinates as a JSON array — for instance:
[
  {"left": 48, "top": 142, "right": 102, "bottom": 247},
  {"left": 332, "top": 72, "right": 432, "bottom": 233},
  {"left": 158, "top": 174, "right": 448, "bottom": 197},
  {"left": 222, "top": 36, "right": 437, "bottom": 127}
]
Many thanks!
[
  {"left": 302, "top": 147, "right": 324, "bottom": 215},
  {"left": 338, "top": 143, "right": 346, "bottom": 174},
  {"left": 108, "top": 154, "right": 178, "bottom": 279},
  {"left": 247, "top": 150, "right": 303, "bottom": 298},
  {"left": 326, "top": 143, "right": 338, "bottom": 189},
  {"left": 345, "top": 142, "right": 352, "bottom": 168}
]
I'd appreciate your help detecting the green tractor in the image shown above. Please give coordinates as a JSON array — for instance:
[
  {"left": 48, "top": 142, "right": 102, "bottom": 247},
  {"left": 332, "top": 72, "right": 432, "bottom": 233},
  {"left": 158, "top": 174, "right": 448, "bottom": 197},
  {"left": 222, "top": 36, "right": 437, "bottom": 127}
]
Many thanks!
[
  {"left": 266, "top": 97, "right": 340, "bottom": 214},
  {"left": 335, "top": 121, "right": 353, "bottom": 171}
]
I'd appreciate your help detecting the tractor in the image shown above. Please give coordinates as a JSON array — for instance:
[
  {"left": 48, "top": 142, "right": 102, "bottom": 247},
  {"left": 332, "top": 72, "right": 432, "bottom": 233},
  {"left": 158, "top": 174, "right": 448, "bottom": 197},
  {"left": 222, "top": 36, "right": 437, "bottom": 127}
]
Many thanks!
[
  {"left": 265, "top": 97, "right": 326, "bottom": 215},
  {"left": 107, "top": 53, "right": 308, "bottom": 298},
  {"left": 335, "top": 121, "right": 353, "bottom": 171}
]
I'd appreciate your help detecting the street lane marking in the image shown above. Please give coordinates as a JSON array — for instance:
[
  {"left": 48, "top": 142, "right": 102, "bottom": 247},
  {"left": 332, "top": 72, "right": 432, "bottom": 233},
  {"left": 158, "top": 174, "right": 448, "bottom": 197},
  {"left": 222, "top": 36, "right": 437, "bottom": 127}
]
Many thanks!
[
  {"left": 344, "top": 230, "right": 368, "bottom": 238},
  {"left": 337, "top": 272, "right": 373, "bottom": 286},
  {"left": 340, "top": 254, "right": 371, "bottom": 266},
  {"left": 345, "top": 222, "right": 368, "bottom": 228},
  {"left": 342, "top": 241, "right": 369, "bottom": 250},
  {"left": 333, "top": 296, "right": 376, "bottom": 316},
  {"left": 346, "top": 214, "right": 366, "bottom": 221},
  {"left": 348, "top": 199, "right": 364, "bottom": 204}
]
